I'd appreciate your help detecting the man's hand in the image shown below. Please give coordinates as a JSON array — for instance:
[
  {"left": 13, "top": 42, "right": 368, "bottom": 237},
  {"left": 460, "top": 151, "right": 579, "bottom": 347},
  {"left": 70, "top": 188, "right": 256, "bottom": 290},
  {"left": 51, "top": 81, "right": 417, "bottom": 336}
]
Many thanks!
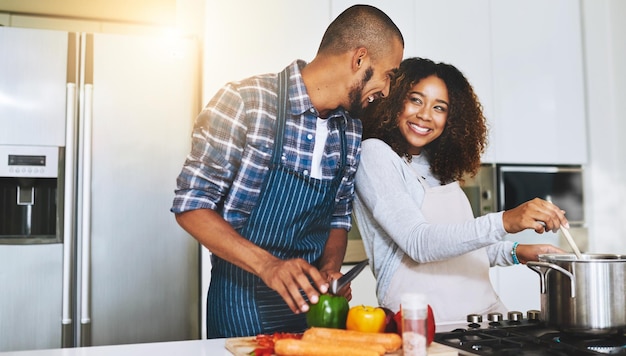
[
  {"left": 258, "top": 258, "right": 330, "bottom": 314},
  {"left": 175, "top": 209, "right": 346, "bottom": 314},
  {"left": 321, "top": 269, "right": 352, "bottom": 301}
]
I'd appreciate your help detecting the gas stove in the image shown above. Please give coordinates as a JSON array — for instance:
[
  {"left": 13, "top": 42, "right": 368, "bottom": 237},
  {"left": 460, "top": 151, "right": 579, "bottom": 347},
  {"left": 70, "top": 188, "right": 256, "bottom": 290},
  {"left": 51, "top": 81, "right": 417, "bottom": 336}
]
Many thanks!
[{"left": 434, "top": 311, "right": 626, "bottom": 355}]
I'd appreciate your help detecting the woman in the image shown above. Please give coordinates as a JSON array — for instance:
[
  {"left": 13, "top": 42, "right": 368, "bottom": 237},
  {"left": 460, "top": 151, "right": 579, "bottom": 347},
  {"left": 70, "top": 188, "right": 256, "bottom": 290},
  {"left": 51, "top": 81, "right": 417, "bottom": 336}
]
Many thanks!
[{"left": 353, "top": 57, "right": 568, "bottom": 323}]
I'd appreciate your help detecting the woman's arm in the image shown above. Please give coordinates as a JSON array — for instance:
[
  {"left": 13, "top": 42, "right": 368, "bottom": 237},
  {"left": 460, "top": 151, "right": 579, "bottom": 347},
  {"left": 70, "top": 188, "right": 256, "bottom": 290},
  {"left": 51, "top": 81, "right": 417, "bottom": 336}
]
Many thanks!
[{"left": 355, "top": 140, "right": 506, "bottom": 263}]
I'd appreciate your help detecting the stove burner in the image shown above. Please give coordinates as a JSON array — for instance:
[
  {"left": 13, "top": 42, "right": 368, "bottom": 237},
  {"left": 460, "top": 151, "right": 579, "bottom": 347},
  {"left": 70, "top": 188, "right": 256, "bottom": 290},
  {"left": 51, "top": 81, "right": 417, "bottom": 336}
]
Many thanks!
[
  {"left": 436, "top": 327, "right": 599, "bottom": 355},
  {"left": 542, "top": 330, "right": 626, "bottom": 354},
  {"left": 588, "top": 345, "right": 626, "bottom": 354},
  {"left": 434, "top": 311, "right": 626, "bottom": 355}
]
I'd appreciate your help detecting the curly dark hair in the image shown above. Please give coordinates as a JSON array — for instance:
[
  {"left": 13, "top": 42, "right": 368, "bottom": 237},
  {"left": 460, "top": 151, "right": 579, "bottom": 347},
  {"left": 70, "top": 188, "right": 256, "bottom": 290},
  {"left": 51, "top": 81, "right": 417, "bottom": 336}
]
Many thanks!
[{"left": 361, "top": 57, "right": 488, "bottom": 184}]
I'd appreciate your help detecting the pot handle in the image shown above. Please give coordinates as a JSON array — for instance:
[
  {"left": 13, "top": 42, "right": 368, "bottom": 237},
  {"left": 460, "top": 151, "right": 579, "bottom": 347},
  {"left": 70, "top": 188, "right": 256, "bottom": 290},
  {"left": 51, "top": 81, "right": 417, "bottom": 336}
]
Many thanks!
[{"left": 527, "top": 261, "right": 576, "bottom": 298}]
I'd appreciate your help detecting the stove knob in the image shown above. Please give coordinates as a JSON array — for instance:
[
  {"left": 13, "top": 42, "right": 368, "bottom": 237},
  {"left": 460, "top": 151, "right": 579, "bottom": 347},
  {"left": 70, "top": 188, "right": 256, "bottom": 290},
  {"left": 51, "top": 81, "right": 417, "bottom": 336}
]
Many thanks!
[
  {"left": 467, "top": 313, "right": 483, "bottom": 323},
  {"left": 487, "top": 312, "right": 503, "bottom": 327},
  {"left": 488, "top": 312, "right": 503, "bottom": 322},
  {"left": 466, "top": 313, "right": 483, "bottom": 329},
  {"left": 507, "top": 311, "right": 523, "bottom": 322},
  {"left": 527, "top": 309, "right": 541, "bottom": 322}
]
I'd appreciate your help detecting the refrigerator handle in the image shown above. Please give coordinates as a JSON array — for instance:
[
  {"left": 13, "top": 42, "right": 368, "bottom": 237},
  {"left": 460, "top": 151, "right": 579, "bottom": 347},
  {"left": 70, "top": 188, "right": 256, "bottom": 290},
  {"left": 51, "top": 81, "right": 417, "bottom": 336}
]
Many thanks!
[
  {"left": 62, "top": 83, "right": 77, "bottom": 348},
  {"left": 80, "top": 83, "right": 94, "bottom": 346}
]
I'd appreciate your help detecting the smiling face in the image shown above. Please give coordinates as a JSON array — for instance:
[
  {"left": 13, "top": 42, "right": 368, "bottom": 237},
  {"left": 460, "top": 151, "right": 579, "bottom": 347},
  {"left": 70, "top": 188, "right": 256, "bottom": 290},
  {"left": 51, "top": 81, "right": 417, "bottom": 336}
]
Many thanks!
[
  {"left": 347, "top": 38, "right": 403, "bottom": 117},
  {"left": 347, "top": 66, "right": 375, "bottom": 118},
  {"left": 397, "top": 75, "right": 449, "bottom": 155}
]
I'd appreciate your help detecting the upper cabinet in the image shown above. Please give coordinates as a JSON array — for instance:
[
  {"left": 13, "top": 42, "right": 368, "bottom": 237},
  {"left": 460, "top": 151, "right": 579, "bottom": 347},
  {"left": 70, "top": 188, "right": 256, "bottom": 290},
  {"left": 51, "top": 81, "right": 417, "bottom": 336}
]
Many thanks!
[
  {"left": 408, "top": 0, "right": 495, "bottom": 162},
  {"left": 490, "top": 0, "right": 587, "bottom": 164},
  {"left": 333, "top": 0, "right": 587, "bottom": 164}
]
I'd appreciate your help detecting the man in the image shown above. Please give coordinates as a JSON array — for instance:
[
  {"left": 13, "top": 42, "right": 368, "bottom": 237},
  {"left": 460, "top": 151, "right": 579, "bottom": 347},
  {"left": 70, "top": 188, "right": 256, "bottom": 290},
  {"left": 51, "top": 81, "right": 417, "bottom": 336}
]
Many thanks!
[{"left": 172, "top": 4, "right": 404, "bottom": 338}]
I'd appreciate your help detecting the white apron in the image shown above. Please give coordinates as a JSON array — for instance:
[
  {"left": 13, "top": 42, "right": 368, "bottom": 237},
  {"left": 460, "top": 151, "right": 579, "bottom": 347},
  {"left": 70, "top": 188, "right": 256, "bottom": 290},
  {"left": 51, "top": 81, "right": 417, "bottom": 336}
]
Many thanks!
[{"left": 382, "top": 165, "right": 507, "bottom": 323}]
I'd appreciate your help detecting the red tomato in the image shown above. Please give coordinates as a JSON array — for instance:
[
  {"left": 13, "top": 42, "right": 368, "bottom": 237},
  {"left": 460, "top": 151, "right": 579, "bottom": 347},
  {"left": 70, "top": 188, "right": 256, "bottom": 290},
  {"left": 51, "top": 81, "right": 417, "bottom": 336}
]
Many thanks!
[
  {"left": 252, "top": 347, "right": 273, "bottom": 356},
  {"left": 394, "top": 304, "right": 436, "bottom": 346},
  {"left": 255, "top": 334, "right": 274, "bottom": 348},
  {"left": 253, "top": 332, "right": 302, "bottom": 355}
]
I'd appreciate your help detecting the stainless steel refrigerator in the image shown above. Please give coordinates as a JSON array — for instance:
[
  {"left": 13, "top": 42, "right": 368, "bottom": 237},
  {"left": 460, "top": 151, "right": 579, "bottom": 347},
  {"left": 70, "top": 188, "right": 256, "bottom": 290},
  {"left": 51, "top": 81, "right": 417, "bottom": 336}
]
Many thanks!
[{"left": 0, "top": 26, "right": 200, "bottom": 352}]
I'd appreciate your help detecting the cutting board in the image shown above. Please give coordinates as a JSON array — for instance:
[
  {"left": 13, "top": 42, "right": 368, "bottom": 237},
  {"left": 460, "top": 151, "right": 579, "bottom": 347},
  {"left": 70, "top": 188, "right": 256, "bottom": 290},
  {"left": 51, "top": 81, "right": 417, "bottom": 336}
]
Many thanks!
[{"left": 225, "top": 336, "right": 458, "bottom": 356}]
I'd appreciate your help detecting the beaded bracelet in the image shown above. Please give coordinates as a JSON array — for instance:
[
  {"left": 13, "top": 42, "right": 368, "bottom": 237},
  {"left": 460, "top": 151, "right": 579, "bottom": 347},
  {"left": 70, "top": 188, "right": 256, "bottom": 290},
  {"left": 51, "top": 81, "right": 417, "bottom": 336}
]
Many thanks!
[{"left": 511, "top": 242, "right": 520, "bottom": 264}]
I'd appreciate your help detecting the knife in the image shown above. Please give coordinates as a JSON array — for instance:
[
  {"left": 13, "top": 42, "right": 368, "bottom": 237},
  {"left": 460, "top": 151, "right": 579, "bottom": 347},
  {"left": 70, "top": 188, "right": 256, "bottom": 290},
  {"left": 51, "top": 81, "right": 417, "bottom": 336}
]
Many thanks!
[{"left": 329, "top": 259, "right": 369, "bottom": 295}]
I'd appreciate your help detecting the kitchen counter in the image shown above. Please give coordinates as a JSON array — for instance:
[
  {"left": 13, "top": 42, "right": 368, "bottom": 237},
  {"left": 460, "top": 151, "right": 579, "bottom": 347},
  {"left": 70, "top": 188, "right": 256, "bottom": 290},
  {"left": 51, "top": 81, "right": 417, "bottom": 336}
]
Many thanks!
[
  {"left": 0, "top": 338, "right": 459, "bottom": 355},
  {"left": 0, "top": 339, "right": 230, "bottom": 356}
]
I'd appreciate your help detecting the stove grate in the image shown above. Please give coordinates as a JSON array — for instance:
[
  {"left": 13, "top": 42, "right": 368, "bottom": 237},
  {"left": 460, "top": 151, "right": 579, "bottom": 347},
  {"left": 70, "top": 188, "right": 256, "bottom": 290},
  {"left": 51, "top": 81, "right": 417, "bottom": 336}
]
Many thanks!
[{"left": 435, "top": 327, "right": 615, "bottom": 355}]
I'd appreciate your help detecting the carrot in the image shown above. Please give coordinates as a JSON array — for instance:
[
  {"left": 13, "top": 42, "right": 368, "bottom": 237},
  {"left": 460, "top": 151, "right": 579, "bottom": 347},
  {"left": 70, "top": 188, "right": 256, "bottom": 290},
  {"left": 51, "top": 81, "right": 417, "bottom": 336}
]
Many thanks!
[
  {"left": 301, "top": 333, "right": 386, "bottom": 355},
  {"left": 303, "top": 327, "right": 403, "bottom": 352},
  {"left": 274, "top": 338, "right": 380, "bottom": 356}
]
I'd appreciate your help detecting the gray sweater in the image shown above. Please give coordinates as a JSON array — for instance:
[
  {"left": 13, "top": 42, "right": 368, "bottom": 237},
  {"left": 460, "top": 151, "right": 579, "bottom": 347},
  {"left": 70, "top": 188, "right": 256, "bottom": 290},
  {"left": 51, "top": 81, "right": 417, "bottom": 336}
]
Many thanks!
[{"left": 353, "top": 139, "right": 515, "bottom": 303}]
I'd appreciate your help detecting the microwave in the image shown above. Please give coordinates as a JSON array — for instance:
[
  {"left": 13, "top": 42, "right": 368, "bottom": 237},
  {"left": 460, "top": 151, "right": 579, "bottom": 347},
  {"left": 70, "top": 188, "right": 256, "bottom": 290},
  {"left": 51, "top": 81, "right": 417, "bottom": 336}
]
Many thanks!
[
  {"left": 462, "top": 164, "right": 585, "bottom": 227},
  {"left": 498, "top": 165, "right": 584, "bottom": 226}
]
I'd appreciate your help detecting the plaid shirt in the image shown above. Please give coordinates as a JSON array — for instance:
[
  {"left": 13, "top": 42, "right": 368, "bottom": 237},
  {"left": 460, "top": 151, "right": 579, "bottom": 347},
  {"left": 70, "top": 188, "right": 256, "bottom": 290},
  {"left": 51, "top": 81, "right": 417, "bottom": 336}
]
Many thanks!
[{"left": 172, "top": 60, "right": 362, "bottom": 231}]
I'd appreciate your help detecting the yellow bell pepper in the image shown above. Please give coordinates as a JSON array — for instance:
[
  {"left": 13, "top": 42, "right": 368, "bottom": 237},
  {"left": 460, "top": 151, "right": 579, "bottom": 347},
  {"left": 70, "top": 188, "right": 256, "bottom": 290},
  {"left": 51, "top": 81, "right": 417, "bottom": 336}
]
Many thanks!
[{"left": 345, "top": 305, "right": 386, "bottom": 333}]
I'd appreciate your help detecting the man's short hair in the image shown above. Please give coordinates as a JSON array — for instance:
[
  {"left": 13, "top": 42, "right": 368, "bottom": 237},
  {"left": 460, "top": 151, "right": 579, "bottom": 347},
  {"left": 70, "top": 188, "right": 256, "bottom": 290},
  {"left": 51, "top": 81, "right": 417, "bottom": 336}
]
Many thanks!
[{"left": 317, "top": 4, "right": 404, "bottom": 61}]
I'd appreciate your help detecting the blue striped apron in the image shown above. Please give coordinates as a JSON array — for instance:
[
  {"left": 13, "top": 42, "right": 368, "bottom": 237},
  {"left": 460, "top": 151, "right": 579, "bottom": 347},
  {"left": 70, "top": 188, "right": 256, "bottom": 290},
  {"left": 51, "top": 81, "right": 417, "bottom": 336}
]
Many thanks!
[{"left": 206, "top": 69, "right": 347, "bottom": 338}]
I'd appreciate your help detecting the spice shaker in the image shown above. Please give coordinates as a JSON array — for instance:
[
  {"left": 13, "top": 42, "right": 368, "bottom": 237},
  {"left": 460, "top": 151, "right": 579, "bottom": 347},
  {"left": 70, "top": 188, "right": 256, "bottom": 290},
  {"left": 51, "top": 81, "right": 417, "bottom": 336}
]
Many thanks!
[{"left": 401, "top": 293, "right": 428, "bottom": 356}]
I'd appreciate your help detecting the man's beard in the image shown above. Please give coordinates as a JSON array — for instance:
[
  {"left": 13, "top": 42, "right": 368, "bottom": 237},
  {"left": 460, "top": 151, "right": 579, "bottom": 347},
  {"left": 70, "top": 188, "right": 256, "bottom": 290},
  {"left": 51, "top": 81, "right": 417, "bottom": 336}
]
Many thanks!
[{"left": 347, "top": 66, "right": 374, "bottom": 118}]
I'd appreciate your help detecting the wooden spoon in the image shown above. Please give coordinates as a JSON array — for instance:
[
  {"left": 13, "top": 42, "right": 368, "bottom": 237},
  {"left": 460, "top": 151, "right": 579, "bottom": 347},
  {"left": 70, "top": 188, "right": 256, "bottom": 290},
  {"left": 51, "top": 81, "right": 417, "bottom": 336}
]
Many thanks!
[{"left": 560, "top": 225, "right": 583, "bottom": 259}]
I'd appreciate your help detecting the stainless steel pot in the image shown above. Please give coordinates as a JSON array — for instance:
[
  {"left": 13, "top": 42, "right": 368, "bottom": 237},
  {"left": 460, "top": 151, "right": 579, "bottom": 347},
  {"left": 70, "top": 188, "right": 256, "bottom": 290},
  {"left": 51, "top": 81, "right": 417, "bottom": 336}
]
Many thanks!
[{"left": 527, "top": 253, "right": 626, "bottom": 334}]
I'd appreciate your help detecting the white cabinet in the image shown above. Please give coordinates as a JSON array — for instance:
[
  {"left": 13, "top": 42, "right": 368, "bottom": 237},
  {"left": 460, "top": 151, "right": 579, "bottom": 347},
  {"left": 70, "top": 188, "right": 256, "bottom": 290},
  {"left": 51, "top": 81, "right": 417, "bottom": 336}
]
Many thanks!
[
  {"left": 333, "top": 1, "right": 588, "bottom": 164},
  {"left": 419, "top": 0, "right": 588, "bottom": 165},
  {"left": 411, "top": 0, "right": 495, "bottom": 162},
  {"left": 490, "top": 0, "right": 587, "bottom": 164}
]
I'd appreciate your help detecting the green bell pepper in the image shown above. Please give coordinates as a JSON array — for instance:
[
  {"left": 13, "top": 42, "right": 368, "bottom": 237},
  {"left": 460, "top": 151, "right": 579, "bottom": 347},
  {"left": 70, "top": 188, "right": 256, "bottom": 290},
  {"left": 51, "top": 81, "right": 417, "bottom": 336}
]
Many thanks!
[{"left": 305, "top": 294, "right": 350, "bottom": 329}]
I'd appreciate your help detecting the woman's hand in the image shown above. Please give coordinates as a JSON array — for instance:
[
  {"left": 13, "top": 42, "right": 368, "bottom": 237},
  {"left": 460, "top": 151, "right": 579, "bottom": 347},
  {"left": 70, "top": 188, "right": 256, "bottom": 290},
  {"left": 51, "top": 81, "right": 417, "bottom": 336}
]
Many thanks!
[
  {"left": 502, "top": 197, "right": 569, "bottom": 234},
  {"left": 516, "top": 244, "right": 566, "bottom": 264}
]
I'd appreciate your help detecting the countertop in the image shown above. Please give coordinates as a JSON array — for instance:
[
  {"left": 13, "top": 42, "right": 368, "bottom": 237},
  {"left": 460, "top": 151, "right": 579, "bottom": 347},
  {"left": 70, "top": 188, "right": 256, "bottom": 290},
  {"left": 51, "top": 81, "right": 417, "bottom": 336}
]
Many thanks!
[
  {"left": 0, "top": 339, "right": 229, "bottom": 356},
  {"left": 0, "top": 338, "right": 459, "bottom": 356}
]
